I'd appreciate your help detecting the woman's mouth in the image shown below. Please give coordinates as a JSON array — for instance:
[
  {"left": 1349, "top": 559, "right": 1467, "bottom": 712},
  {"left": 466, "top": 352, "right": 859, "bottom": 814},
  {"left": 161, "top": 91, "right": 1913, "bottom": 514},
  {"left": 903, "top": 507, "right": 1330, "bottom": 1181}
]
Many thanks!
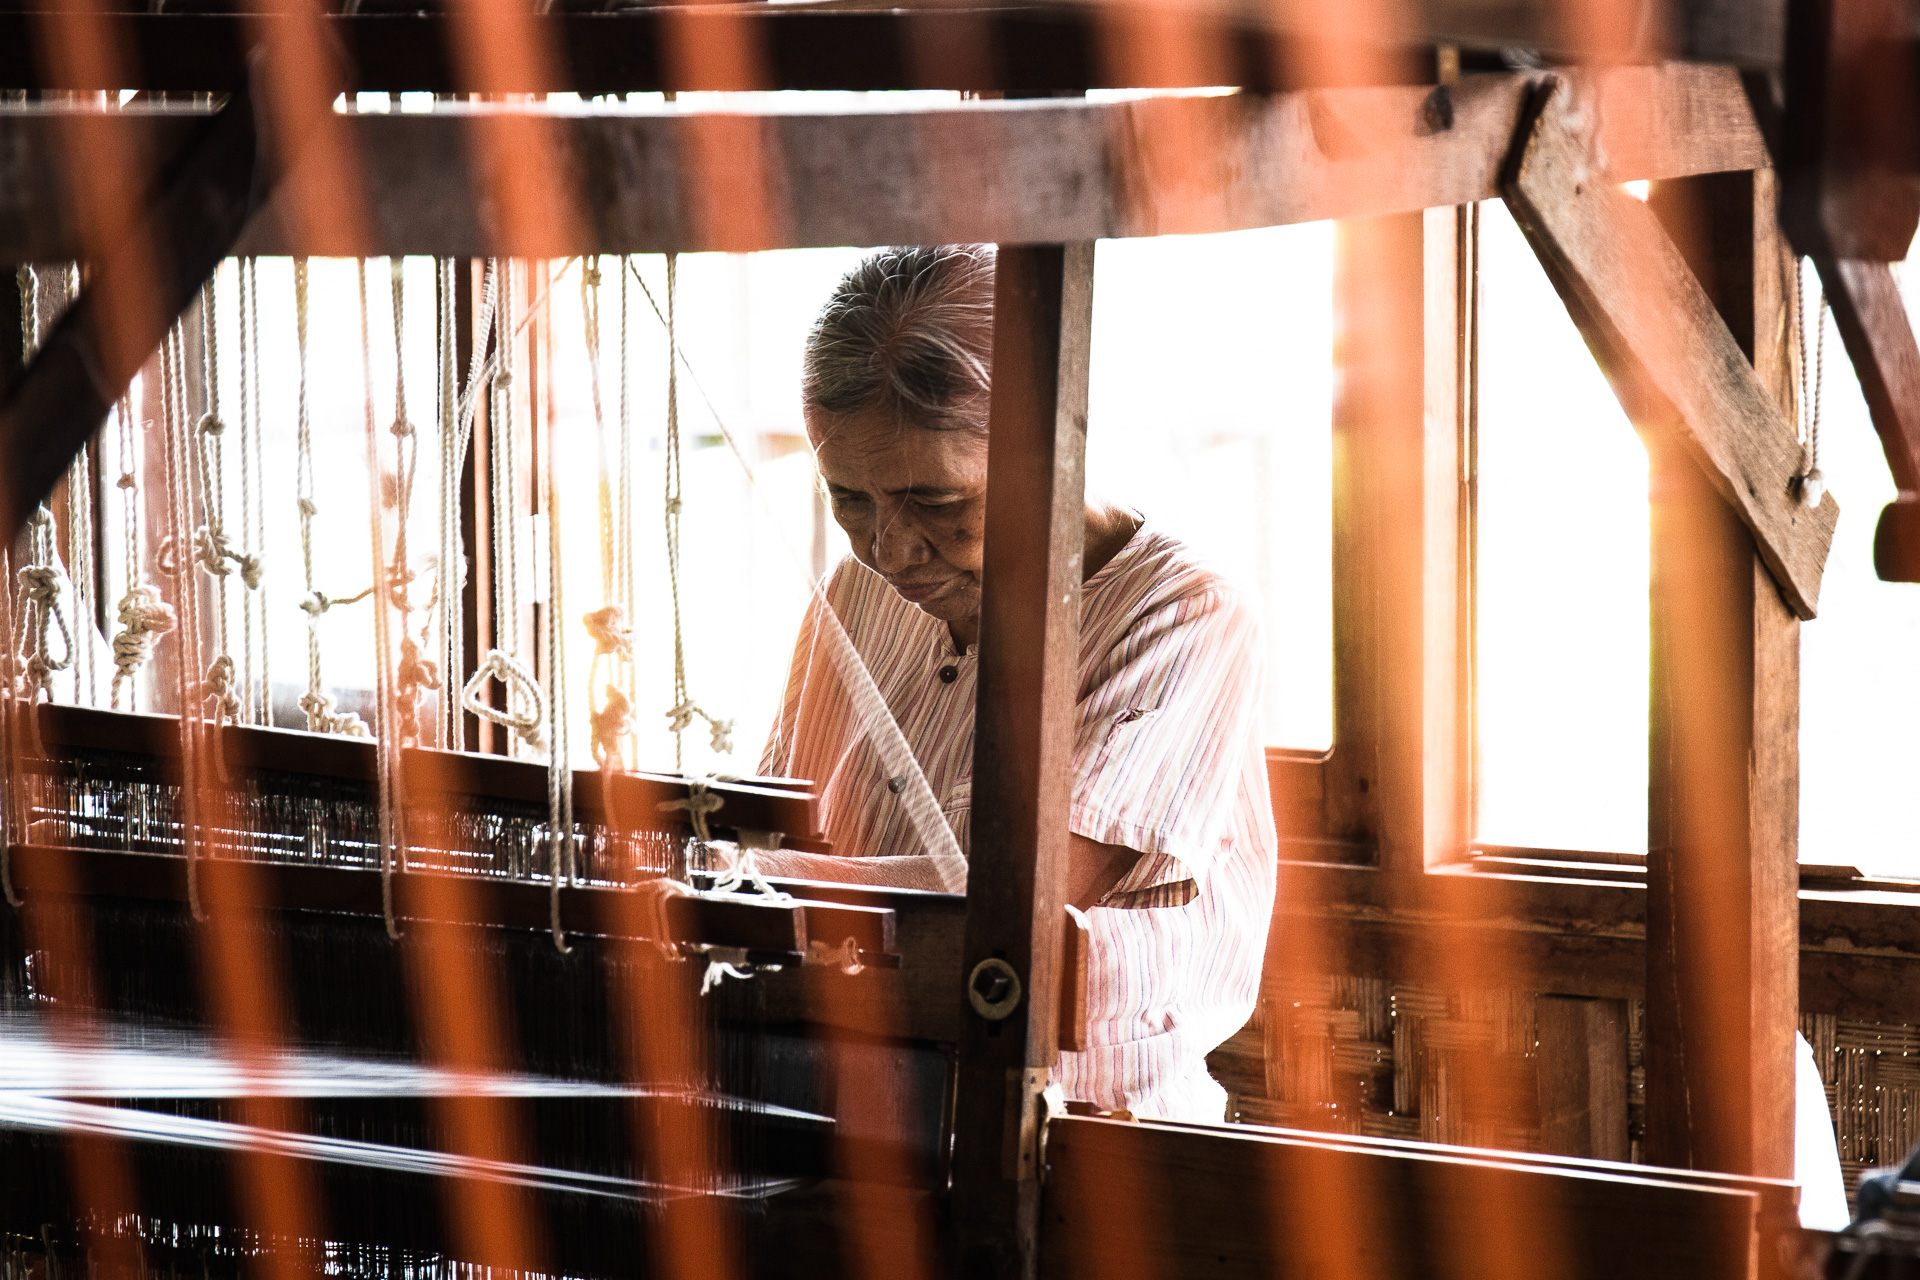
[{"left": 889, "top": 577, "right": 950, "bottom": 604}]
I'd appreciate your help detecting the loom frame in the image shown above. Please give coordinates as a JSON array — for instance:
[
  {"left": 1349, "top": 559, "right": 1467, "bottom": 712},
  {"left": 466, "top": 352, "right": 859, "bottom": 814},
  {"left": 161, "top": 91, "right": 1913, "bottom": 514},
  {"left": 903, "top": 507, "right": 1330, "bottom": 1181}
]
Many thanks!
[{"left": 8, "top": 6, "right": 1920, "bottom": 1273}]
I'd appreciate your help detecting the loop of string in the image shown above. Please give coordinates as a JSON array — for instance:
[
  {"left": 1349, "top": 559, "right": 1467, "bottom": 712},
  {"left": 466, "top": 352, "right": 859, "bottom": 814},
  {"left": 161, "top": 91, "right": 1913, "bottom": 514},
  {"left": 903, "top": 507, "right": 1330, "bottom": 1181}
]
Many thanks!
[
  {"left": 658, "top": 255, "right": 731, "bottom": 770},
  {"left": 461, "top": 649, "right": 547, "bottom": 752},
  {"left": 15, "top": 510, "right": 74, "bottom": 733}
]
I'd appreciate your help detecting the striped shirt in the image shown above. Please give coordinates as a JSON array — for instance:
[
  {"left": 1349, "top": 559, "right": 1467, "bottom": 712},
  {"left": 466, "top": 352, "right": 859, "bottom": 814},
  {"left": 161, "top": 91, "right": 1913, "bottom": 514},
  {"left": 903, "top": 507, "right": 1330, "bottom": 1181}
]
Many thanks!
[{"left": 761, "top": 523, "right": 1277, "bottom": 1122}]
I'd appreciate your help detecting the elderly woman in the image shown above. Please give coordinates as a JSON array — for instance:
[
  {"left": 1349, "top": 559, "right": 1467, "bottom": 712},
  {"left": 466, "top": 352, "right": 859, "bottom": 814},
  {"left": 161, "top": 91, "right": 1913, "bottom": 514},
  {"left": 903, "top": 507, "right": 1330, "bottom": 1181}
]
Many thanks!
[{"left": 757, "top": 244, "right": 1276, "bottom": 1124}]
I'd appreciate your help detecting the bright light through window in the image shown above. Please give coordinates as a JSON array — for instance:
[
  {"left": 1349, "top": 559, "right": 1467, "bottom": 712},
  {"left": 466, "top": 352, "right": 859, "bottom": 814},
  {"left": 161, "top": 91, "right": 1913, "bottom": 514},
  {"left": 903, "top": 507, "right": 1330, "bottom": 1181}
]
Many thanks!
[{"left": 1473, "top": 199, "right": 1650, "bottom": 855}]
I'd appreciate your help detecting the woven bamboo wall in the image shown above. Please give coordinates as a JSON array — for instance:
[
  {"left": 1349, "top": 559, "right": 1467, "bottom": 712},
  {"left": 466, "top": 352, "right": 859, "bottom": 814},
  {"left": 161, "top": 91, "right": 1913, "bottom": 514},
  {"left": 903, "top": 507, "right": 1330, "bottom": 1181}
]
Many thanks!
[{"left": 1210, "top": 977, "right": 1920, "bottom": 1205}]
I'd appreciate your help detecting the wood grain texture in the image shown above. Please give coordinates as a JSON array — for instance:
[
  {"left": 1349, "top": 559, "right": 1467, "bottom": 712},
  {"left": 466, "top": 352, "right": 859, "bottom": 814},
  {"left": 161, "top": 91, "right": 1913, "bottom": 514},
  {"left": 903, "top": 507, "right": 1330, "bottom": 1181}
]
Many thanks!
[
  {"left": 951, "top": 243, "right": 1093, "bottom": 1279},
  {"left": 1819, "top": 258, "right": 1920, "bottom": 493},
  {"left": 0, "top": 65, "right": 1763, "bottom": 260},
  {"left": 1535, "top": 995, "right": 1630, "bottom": 1161},
  {"left": 1501, "top": 76, "right": 1836, "bottom": 619},
  {"left": 1637, "top": 168, "right": 1798, "bottom": 1181},
  {"left": 1324, "top": 209, "right": 1466, "bottom": 875},
  {"left": 1040, "top": 1115, "right": 1762, "bottom": 1280}
]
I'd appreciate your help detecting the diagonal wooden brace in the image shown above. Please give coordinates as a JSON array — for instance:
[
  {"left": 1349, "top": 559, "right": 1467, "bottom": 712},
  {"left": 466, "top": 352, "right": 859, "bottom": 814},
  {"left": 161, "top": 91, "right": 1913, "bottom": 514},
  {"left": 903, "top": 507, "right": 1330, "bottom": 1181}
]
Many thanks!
[
  {"left": 0, "top": 75, "right": 272, "bottom": 549},
  {"left": 1502, "top": 76, "right": 1838, "bottom": 619}
]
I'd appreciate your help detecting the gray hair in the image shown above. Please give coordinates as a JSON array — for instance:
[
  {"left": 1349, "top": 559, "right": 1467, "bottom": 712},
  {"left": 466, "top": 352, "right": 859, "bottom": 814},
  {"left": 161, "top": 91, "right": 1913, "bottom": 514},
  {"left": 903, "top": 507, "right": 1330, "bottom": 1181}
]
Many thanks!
[{"left": 802, "top": 244, "right": 996, "bottom": 432}]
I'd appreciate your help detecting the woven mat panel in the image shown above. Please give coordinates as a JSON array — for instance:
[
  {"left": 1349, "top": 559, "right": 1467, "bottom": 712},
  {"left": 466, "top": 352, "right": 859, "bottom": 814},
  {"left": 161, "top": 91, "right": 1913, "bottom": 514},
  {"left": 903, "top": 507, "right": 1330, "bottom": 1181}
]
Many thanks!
[
  {"left": 1208, "top": 976, "right": 1547, "bottom": 1150},
  {"left": 1802, "top": 1012, "right": 1920, "bottom": 1210}
]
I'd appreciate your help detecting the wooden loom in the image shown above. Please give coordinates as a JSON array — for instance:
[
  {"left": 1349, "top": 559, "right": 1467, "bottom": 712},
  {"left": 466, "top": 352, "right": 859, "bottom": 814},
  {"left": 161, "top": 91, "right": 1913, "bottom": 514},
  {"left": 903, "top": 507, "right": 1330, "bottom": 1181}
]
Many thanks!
[{"left": 9, "top": 0, "right": 1920, "bottom": 1275}]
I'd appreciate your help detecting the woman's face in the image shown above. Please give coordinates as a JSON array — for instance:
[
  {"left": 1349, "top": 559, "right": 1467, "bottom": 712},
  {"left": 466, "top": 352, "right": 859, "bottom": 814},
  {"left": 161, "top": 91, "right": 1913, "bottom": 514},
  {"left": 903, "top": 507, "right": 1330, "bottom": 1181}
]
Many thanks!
[{"left": 808, "top": 403, "right": 989, "bottom": 637}]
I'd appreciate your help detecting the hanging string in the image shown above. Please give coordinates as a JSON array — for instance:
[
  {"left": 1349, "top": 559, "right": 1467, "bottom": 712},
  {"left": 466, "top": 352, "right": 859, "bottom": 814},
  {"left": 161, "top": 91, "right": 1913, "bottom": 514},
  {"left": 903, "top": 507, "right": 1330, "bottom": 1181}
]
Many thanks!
[
  {"left": 582, "top": 256, "right": 635, "bottom": 773},
  {"left": 618, "top": 257, "right": 638, "bottom": 746},
  {"left": 294, "top": 259, "right": 371, "bottom": 737},
  {"left": 65, "top": 411, "right": 96, "bottom": 708},
  {"left": 236, "top": 258, "right": 261, "bottom": 723},
  {"left": 194, "top": 273, "right": 263, "bottom": 733},
  {"left": 110, "top": 392, "right": 175, "bottom": 710},
  {"left": 659, "top": 256, "right": 732, "bottom": 767},
  {"left": 14, "top": 263, "right": 69, "bottom": 728},
  {"left": 542, "top": 266, "right": 574, "bottom": 952},
  {"left": 359, "top": 260, "right": 404, "bottom": 940},
  {"left": 626, "top": 257, "right": 968, "bottom": 893},
  {"left": 387, "top": 258, "right": 440, "bottom": 747},
  {"left": 463, "top": 259, "right": 546, "bottom": 758},
  {"left": 0, "top": 541, "right": 17, "bottom": 907},
  {"left": 1793, "top": 261, "right": 1830, "bottom": 509},
  {"left": 14, "top": 509, "right": 72, "bottom": 733},
  {"left": 437, "top": 257, "right": 463, "bottom": 749}
]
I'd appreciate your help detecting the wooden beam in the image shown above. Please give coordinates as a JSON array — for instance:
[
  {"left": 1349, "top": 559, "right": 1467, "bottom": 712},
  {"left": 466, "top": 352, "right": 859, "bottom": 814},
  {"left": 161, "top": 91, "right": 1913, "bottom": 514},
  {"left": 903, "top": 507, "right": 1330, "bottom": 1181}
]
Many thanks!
[
  {"left": 0, "top": 1, "right": 1796, "bottom": 98},
  {"left": 1779, "top": 0, "right": 1920, "bottom": 262},
  {"left": 1041, "top": 1115, "right": 1766, "bottom": 1280},
  {"left": 1637, "top": 169, "right": 1799, "bottom": 1180},
  {"left": 951, "top": 242, "right": 1092, "bottom": 1279},
  {"left": 1324, "top": 208, "right": 1465, "bottom": 872},
  {"left": 0, "top": 65, "right": 1762, "bottom": 261},
  {"left": 1502, "top": 74, "right": 1836, "bottom": 620},
  {"left": 0, "top": 88, "right": 267, "bottom": 548},
  {"left": 1814, "top": 257, "right": 1920, "bottom": 580}
]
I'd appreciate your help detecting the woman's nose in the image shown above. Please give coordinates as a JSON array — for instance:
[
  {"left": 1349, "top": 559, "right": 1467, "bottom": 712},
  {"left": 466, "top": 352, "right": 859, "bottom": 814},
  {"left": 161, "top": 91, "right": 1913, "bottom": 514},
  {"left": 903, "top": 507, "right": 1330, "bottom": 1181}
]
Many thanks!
[{"left": 870, "top": 507, "right": 931, "bottom": 574}]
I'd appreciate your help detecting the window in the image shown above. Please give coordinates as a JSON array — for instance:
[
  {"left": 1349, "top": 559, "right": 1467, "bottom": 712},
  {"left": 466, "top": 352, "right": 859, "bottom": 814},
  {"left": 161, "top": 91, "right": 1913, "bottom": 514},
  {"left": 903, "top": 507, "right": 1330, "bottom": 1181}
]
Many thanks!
[
  {"left": 1471, "top": 199, "right": 1650, "bottom": 857},
  {"left": 1087, "top": 225, "right": 1336, "bottom": 751}
]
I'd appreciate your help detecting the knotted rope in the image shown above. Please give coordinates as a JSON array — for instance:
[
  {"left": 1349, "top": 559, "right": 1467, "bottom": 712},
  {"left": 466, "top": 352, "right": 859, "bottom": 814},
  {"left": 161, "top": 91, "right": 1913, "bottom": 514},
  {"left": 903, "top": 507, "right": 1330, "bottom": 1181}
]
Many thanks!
[
  {"left": 658, "top": 777, "right": 723, "bottom": 845},
  {"left": 395, "top": 635, "right": 442, "bottom": 747},
  {"left": 203, "top": 653, "right": 242, "bottom": 731},
  {"left": 15, "top": 511, "right": 73, "bottom": 722},
  {"left": 590, "top": 684, "right": 635, "bottom": 771},
  {"left": 110, "top": 584, "right": 176, "bottom": 710},
  {"left": 461, "top": 649, "right": 547, "bottom": 754}
]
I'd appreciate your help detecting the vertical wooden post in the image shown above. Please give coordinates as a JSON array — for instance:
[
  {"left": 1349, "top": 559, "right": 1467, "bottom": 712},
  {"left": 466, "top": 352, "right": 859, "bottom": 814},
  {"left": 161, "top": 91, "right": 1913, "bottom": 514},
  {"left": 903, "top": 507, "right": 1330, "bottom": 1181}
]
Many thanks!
[
  {"left": 1327, "top": 211, "right": 1466, "bottom": 875},
  {"left": 951, "top": 242, "right": 1093, "bottom": 1278},
  {"left": 1643, "top": 170, "right": 1799, "bottom": 1179}
]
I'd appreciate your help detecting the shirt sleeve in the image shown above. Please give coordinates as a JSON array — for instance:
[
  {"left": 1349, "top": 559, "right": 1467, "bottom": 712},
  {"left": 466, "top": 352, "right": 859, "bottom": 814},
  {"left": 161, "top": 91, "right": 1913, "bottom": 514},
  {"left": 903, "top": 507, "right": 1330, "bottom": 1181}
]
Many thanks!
[{"left": 1068, "top": 581, "right": 1263, "bottom": 897}]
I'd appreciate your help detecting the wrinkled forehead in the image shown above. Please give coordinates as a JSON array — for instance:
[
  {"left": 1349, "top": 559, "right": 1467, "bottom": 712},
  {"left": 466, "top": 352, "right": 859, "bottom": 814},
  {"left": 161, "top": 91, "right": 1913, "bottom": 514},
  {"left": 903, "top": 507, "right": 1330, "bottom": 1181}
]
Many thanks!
[{"left": 807, "top": 405, "right": 989, "bottom": 492}]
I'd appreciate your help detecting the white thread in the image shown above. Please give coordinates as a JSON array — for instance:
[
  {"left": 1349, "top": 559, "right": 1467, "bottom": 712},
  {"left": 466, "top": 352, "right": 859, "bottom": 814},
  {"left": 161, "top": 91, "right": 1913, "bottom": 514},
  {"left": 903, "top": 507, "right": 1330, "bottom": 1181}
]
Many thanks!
[
  {"left": 360, "top": 260, "right": 405, "bottom": 940},
  {"left": 590, "top": 683, "right": 635, "bottom": 771},
  {"left": 203, "top": 653, "right": 241, "bottom": 730},
  {"left": 15, "top": 512, "right": 73, "bottom": 716},
  {"left": 626, "top": 260, "right": 968, "bottom": 894},
  {"left": 110, "top": 584, "right": 176, "bottom": 710},
  {"left": 461, "top": 649, "right": 547, "bottom": 754},
  {"left": 659, "top": 778, "right": 723, "bottom": 845}
]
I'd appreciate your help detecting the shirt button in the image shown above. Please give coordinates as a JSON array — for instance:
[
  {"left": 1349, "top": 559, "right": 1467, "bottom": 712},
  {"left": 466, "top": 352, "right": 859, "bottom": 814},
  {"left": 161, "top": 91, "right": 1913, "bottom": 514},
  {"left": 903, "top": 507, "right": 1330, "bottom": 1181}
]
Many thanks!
[
  {"left": 938, "top": 665, "right": 958, "bottom": 684},
  {"left": 887, "top": 776, "right": 908, "bottom": 794}
]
